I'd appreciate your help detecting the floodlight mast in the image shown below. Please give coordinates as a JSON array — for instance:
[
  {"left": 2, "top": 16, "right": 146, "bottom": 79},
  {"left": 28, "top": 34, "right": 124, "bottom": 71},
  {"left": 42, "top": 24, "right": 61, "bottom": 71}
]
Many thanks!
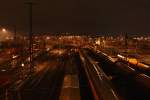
[{"left": 26, "top": 2, "right": 34, "bottom": 76}]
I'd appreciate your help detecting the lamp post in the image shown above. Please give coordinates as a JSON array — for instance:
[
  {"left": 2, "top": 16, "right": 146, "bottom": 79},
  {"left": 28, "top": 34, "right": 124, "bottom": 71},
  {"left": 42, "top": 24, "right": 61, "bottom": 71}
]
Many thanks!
[{"left": 26, "top": 2, "right": 34, "bottom": 75}]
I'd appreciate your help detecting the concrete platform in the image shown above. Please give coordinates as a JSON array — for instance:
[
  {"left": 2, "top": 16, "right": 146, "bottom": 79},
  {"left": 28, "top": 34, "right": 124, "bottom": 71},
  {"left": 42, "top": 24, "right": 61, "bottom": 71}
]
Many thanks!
[{"left": 59, "top": 75, "right": 80, "bottom": 100}]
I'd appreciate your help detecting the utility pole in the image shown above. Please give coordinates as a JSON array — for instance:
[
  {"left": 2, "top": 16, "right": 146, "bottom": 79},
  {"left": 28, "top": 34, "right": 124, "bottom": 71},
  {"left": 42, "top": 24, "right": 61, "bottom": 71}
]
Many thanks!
[{"left": 26, "top": 2, "right": 34, "bottom": 76}]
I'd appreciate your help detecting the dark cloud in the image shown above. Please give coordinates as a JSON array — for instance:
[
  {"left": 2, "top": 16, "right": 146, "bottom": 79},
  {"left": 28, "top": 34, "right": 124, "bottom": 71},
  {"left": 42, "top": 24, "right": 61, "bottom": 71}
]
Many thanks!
[{"left": 0, "top": 0, "right": 150, "bottom": 33}]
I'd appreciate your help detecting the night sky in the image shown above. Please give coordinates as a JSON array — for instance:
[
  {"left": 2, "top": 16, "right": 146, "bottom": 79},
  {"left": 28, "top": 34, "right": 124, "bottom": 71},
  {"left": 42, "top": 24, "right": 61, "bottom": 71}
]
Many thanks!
[{"left": 1, "top": 0, "right": 150, "bottom": 33}]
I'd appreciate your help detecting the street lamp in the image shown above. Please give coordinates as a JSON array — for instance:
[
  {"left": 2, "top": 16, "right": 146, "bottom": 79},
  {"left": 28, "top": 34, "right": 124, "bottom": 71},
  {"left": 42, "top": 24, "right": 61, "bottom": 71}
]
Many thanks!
[
  {"left": 2, "top": 28, "right": 6, "bottom": 32},
  {"left": 25, "top": 2, "right": 34, "bottom": 75},
  {"left": 21, "top": 63, "right": 25, "bottom": 67}
]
